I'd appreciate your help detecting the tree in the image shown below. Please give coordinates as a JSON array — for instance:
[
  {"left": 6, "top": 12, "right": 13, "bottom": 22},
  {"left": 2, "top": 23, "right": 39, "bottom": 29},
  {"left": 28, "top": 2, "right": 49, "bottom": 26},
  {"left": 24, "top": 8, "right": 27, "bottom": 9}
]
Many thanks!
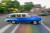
[
  {"left": 6, "top": 0, "right": 20, "bottom": 8},
  {"left": 24, "top": 2, "right": 34, "bottom": 11},
  {"left": 0, "top": 3, "right": 3, "bottom": 13},
  {"left": 18, "top": 5, "right": 24, "bottom": 10},
  {"left": 0, "top": 3, "right": 2, "bottom": 10},
  {"left": 0, "top": 3, "right": 7, "bottom": 13},
  {"left": 1, "top": 0, "right": 20, "bottom": 13},
  {"left": 46, "top": 8, "right": 50, "bottom": 11},
  {"left": 6, "top": 0, "right": 20, "bottom": 13}
]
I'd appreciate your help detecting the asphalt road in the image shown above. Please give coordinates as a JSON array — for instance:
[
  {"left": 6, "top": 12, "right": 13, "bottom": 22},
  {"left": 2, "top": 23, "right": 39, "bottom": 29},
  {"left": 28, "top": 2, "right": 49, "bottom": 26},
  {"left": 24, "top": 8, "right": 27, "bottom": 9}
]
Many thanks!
[
  {"left": 31, "top": 13, "right": 50, "bottom": 28},
  {"left": 0, "top": 14, "right": 50, "bottom": 33},
  {"left": 0, "top": 15, "right": 19, "bottom": 33},
  {"left": 39, "top": 16, "right": 50, "bottom": 28}
]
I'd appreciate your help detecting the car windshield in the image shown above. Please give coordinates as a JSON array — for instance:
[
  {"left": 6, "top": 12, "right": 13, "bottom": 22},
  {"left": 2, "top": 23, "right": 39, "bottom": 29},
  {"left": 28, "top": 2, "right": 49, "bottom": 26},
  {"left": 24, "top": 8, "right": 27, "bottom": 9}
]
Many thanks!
[
  {"left": 10, "top": 15, "right": 15, "bottom": 17},
  {"left": 27, "top": 14, "right": 30, "bottom": 17}
]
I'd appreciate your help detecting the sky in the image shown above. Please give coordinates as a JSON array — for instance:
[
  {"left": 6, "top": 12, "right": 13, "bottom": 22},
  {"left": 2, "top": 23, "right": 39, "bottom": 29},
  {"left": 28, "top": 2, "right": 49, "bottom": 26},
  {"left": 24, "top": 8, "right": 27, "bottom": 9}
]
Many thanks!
[
  {"left": 17, "top": 0, "right": 50, "bottom": 8},
  {"left": 0, "top": 0, "right": 50, "bottom": 8}
]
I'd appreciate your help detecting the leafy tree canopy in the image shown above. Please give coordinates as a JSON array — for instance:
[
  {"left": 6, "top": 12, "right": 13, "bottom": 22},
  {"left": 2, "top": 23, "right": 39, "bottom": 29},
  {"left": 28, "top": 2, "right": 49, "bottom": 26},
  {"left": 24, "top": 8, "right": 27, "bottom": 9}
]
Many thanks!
[{"left": 24, "top": 2, "right": 34, "bottom": 11}]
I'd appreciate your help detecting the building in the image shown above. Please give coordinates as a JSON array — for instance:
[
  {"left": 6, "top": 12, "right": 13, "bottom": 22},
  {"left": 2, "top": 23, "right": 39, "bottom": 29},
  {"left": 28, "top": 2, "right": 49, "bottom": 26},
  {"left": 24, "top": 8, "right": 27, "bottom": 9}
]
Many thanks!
[{"left": 31, "top": 4, "right": 42, "bottom": 13}]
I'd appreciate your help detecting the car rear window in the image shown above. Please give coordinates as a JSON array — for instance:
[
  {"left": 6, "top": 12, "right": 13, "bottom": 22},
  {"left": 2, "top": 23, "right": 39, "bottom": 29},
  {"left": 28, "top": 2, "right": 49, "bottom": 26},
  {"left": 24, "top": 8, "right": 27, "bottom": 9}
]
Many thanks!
[
  {"left": 15, "top": 14, "right": 21, "bottom": 17},
  {"left": 10, "top": 15, "right": 15, "bottom": 17},
  {"left": 22, "top": 14, "right": 26, "bottom": 17}
]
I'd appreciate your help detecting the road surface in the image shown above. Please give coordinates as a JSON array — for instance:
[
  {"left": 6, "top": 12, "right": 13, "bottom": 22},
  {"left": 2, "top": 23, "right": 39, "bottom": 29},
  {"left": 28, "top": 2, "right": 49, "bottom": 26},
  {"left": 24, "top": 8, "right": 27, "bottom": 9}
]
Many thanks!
[{"left": 0, "top": 14, "right": 50, "bottom": 33}]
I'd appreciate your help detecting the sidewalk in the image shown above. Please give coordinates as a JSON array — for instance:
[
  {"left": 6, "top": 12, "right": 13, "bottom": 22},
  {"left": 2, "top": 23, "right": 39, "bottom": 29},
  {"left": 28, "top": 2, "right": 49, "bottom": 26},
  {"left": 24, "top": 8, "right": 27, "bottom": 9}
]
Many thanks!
[{"left": 0, "top": 14, "right": 8, "bottom": 16}]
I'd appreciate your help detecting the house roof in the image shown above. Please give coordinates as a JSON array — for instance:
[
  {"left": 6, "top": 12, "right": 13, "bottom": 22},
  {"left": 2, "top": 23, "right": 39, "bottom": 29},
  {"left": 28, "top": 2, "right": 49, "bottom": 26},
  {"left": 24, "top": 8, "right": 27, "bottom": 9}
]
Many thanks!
[{"left": 34, "top": 4, "right": 41, "bottom": 8}]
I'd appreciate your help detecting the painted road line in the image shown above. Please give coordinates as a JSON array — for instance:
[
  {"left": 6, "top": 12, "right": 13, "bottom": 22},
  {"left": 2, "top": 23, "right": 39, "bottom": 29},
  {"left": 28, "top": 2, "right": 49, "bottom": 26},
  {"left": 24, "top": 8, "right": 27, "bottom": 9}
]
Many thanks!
[
  {"left": 26, "top": 24, "right": 32, "bottom": 33},
  {"left": 39, "top": 24, "right": 50, "bottom": 33},
  {"left": 14, "top": 24, "right": 25, "bottom": 33},
  {"left": 11, "top": 24, "right": 20, "bottom": 33},
  {"left": 14, "top": 24, "right": 23, "bottom": 33},
  {"left": 35, "top": 25, "right": 44, "bottom": 33},
  {"left": 15, "top": 24, "right": 26, "bottom": 33},
  {"left": 41, "top": 23, "right": 50, "bottom": 32},
  {"left": 21, "top": 24, "right": 27, "bottom": 33},
  {"left": 31, "top": 24, "right": 38, "bottom": 33},
  {"left": 17, "top": 24, "right": 26, "bottom": 33},
  {"left": 0, "top": 24, "right": 13, "bottom": 33}
]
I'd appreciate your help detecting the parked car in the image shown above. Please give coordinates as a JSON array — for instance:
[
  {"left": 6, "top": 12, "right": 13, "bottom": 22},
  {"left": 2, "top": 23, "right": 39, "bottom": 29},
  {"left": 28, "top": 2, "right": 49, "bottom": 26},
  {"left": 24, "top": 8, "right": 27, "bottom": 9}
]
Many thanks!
[
  {"left": 5, "top": 13, "right": 42, "bottom": 24},
  {"left": 48, "top": 13, "right": 50, "bottom": 15},
  {"left": 38, "top": 13, "right": 49, "bottom": 16}
]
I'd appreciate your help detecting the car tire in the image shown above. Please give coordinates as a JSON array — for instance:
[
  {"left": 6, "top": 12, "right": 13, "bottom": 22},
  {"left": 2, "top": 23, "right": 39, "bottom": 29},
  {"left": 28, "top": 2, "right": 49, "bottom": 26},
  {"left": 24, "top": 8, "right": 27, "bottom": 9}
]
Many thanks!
[
  {"left": 33, "top": 21, "right": 38, "bottom": 25},
  {"left": 11, "top": 21, "right": 16, "bottom": 24}
]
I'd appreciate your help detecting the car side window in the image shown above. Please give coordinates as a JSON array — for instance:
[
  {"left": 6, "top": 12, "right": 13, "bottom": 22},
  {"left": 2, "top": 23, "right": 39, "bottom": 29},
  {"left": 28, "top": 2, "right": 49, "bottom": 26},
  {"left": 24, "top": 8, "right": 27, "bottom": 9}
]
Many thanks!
[
  {"left": 26, "top": 14, "right": 30, "bottom": 17},
  {"left": 22, "top": 14, "right": 26, "bottom": 17},
  {"left": 15, "top": 14, "right": 21, "bottom": 17}
]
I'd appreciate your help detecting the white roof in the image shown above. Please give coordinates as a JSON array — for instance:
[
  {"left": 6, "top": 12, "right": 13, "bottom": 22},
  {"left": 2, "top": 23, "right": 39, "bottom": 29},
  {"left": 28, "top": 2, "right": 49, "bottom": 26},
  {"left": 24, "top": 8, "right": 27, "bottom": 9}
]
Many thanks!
[{"left": 10, "top": 13, "right": 28, "bottom": 15}]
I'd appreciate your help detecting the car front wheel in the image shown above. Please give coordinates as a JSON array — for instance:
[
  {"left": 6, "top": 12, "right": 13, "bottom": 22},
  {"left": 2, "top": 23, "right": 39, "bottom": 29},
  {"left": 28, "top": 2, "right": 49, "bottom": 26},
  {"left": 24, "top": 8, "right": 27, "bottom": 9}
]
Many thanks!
[{"left": 33, "top": 21, "right": 38, "bottom": 25}]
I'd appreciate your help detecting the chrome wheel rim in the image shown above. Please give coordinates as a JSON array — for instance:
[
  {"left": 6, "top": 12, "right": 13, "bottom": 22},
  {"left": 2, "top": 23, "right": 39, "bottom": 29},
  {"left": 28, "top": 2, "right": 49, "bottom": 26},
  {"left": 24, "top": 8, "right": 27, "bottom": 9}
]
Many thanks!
[
  {"left": 33, "top": 21, "right": 37, "bottom": 24},
  {"left": 12, "top": 21, "right": 15, "bottom": 24}
]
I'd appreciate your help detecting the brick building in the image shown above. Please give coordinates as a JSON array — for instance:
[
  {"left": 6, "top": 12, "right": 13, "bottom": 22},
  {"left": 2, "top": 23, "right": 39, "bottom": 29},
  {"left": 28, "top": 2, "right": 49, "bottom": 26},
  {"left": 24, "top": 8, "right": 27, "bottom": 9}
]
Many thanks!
[{"left": 31, "top": 4, "right": 42, "bottom": 13}]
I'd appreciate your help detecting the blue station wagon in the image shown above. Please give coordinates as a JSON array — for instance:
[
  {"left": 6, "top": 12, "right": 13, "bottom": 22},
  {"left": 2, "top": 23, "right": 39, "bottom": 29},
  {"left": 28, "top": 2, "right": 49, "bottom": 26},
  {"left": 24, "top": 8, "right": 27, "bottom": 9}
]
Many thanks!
[{"left": 5, "top": 13, "right": 42, "bottom": 24}]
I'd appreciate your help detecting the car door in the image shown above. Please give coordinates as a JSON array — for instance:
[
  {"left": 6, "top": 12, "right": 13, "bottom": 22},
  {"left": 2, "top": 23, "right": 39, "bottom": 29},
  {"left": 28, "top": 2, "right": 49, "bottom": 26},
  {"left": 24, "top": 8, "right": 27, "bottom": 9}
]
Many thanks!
[
  {"left": 15, "top": 14, "right": 23, "bottom": 22},
  {"left": 21, "top": 14, "right": 31, "bottom": 23},
  {"left": 10, "top": 14, "right": 23, "bottom": 22}
]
